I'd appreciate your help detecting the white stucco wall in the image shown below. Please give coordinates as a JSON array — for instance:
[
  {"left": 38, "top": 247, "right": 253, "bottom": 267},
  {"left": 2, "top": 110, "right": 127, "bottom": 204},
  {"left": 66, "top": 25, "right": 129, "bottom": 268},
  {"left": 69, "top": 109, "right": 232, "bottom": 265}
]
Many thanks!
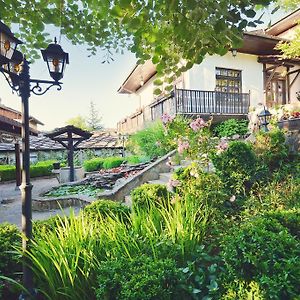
[
  {"left": 186, "top": 52, "right": 264, "bottom": 107},
  {"left": 136, "top": 77, "right": 155, "bottom": 108}
]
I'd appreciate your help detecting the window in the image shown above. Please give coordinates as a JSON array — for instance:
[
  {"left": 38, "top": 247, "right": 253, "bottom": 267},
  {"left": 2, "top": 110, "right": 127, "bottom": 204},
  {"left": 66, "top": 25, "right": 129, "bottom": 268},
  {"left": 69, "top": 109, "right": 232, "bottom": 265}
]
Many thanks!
[{"left": 215, "top": 68, "right": 242, "bottom": 93}]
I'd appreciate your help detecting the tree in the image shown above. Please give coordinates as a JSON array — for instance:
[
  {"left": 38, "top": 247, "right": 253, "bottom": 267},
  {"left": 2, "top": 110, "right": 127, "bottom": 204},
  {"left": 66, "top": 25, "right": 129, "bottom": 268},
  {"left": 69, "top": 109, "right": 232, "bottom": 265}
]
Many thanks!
[
  {"left": 2, "top": 0, "right": 272, "bottom": 92},
  {"left": 65, "top": 115, "right": 89, "bottom": 131},
  {"left": 87, "top": 101, "right": 103, "bottom": 131},
  {"left": 275, "top": 0, "right": 300, "bottom": 58}
]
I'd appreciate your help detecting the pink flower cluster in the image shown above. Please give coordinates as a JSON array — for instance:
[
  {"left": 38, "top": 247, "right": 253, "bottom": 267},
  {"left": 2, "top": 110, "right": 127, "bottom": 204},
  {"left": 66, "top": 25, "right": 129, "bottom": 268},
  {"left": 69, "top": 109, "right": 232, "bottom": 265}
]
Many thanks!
[
  {"left": 177, "top": 139, "right": 189, "bottom": 154},
  {"left": 216, "top": 140, "right": 229, "bottom": 154},
  {"left": 190, "top": 117, "right": 206, "bottom": 131},
  {"left": 161, "top": 113, "right": 174, "bottom": 124}
]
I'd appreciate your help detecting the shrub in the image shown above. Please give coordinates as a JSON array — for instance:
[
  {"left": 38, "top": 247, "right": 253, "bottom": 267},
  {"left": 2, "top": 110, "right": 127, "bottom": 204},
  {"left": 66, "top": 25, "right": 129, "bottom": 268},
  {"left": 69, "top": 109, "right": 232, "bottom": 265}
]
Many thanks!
[
  {"left": 254, "top": 129, "right": 289, "bottom": 171},
  {"left": 127, "top": 121, "right": 171, "bottom": 158},
  {"left": 213, "top": 118, "right": 249, "bottom": 138},
  {"left": 221, "top": 216, "right": 300, "bottom": 299},
  {"left": 263, "top": 209, "right": 300, "bottom": 239},
  {"left": 0, "top": 223, "right": 20, "bottom": 277},
  {"left": 30, "top": 160, "right": 56, "bottom": 178},
  {"left": 102, "top": 156, "right": 125, "bottom": 169},
  {"left": 173, "top": 164, "right": 226, "bottom": 208},
  {"left": 222, "top": 280, "right": 265, "bottom": 299},
  {"left": 245, "top": 177, "right": 300, "bottom": 214},
  {"left": 125, "top": 155, "right": 149, "bottom": 165},
  {"left": 0, "top": 165, "right": 15, "bottom": 181},
  {"left": 83, "top": 157, "right": 104, "bottom": 172},
  {"left": 0, "top": 160, "right": 57, "bottom": 181},
  {"left": 131, "top": 183, "right": 171, "bottom": 210},
  {"left": 82, "top": 199, "right": 131, "bottom": 222},
  {"left": 95, "top": 255, "right": 182, "bottom": 300},
  {"left": 211, "top": 141, "right": 257, "bottom": 195}
]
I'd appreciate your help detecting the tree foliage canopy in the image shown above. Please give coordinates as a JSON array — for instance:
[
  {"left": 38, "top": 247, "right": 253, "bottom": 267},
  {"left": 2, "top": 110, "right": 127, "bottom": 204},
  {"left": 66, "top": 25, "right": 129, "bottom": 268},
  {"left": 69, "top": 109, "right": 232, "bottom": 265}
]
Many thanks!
[{"left": 1, "top": 0, "right": 273, "bottom": 84}]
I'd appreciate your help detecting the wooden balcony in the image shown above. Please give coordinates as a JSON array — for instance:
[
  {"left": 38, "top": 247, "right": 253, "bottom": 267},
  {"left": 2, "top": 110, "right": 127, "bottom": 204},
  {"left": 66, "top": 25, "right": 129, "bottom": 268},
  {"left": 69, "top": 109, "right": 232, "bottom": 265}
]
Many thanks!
[
  {"left": 118, "top": 88, "right": 250, "bottom": 133},
  {"left": 150, "top": 88, "right": 250, "bottom": 121}
]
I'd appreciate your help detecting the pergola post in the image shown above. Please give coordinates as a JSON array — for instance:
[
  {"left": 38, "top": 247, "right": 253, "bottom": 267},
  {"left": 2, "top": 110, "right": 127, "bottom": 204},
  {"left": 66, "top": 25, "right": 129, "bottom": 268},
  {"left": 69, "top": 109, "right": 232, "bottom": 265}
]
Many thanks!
[
  {"left": 15, "top": 142, "right": 21, "bottom": 187},
  {"left": 67, "top": 129, "right": 74, "bottom": 182}
]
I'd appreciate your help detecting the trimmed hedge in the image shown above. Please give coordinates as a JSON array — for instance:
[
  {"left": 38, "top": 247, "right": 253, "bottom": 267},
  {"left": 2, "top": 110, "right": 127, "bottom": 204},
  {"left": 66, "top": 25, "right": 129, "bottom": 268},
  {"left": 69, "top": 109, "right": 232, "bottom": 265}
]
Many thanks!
[
  {"left": 0, "top": 160, "right": 57, "bottom": 182},
  {"left": 83, "top": 157, "right": 125, "bottom": 172},
  {"left": 102, "top": 157, "right": 125, "bottom": 169},
  {"left": 83, "top": 157, "right": 104, "bottom": 172}
]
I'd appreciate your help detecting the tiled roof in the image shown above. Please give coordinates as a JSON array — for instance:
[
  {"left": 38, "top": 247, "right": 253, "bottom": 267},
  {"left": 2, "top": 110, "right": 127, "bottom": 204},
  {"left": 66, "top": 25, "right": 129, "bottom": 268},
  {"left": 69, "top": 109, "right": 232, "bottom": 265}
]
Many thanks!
[{"left": 0, "top": 130, "right": 122, "bottom": 152}]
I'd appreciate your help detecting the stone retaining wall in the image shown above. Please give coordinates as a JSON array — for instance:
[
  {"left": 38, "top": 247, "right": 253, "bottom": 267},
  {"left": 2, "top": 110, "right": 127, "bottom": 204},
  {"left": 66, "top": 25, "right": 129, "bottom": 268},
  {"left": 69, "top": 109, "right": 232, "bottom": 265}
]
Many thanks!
[{"left": 32, "top": 150, "right": 176, "bottom": 210}]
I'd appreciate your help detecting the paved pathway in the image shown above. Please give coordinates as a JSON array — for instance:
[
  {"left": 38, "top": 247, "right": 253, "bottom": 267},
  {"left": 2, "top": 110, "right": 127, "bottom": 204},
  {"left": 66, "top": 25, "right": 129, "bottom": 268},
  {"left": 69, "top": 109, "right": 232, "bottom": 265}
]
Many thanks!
[{"left": 0, "top": 177, "right": 81, "bottom": 228}]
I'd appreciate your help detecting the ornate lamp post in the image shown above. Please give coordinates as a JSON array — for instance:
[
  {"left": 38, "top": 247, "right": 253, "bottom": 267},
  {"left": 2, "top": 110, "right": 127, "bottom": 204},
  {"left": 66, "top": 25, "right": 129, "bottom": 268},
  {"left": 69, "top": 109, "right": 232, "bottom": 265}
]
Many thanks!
[
  {"left": 118, "top": 133, "right": 128, "bottom": 157},
  {"left": 0, "top": 20, "right": 69, "bottom": 299},
  {"left": 258, "top": 106, "right": 272, "bottom": 132}
]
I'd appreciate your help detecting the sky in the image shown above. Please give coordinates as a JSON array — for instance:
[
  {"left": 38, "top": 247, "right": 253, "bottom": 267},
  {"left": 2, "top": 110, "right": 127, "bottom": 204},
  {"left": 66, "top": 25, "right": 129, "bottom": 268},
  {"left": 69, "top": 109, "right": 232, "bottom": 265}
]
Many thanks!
[{"left": 0, "top": 7, "right": 289, "bottom": 131}]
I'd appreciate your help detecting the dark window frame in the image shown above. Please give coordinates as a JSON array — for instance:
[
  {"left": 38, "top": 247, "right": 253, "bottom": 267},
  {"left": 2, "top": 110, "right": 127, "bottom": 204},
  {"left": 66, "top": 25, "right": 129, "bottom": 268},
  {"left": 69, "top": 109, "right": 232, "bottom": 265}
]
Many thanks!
[{"left": 215, "top": 67, "right": 242, "bottom": 93}]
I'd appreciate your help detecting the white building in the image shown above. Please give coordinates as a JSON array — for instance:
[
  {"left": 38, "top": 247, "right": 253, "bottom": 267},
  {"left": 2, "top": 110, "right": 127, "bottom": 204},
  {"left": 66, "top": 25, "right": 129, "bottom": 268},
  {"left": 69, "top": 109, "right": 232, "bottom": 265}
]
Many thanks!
[{"left": 117, "top": 9, "right": 300, "bottom": 133}]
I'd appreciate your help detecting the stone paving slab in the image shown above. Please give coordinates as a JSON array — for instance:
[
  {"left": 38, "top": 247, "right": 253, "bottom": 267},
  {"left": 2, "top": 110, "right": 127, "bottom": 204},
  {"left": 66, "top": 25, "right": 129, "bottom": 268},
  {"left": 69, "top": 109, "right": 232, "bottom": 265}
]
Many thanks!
[{"left": 0, "top": 177, "right": 81, "bottom": 228}]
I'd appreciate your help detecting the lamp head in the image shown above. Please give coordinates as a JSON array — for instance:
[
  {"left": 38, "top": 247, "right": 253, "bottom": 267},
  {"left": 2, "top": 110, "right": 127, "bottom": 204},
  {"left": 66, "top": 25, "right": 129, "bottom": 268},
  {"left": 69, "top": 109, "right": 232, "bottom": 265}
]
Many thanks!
[
  {"left": 0, "top": 20, "right": 22, "bottom": 65},
  {"left": 41, "top": 38, "right": 69, "bottom": 82}
]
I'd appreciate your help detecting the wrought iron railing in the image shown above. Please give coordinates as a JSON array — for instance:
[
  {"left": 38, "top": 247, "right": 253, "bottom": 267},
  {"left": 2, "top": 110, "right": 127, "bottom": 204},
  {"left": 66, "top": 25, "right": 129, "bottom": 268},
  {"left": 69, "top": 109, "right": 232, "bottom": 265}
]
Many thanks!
[
  {"left": 118, "top": 88, "right": 250, "bottom": 133},
  {"left": 150, "top": 88, "right": 250, "bottom": 121}
]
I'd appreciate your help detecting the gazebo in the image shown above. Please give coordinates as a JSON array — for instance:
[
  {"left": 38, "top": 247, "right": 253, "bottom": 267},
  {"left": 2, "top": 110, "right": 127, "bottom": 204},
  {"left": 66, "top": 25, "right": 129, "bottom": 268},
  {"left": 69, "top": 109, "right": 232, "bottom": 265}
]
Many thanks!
[{"left": 46, "top": 125, "right": 92, "bottom": 182}]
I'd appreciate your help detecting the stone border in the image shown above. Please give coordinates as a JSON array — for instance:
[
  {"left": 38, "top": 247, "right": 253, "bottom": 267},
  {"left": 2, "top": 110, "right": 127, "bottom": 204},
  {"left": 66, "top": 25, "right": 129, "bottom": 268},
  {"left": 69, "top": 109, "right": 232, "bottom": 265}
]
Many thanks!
[
  {"left": 32, "top": 150, "right": 176, "bottom": 210},
  {"left": 98, "top": 150, "right": 176, "bottom": 201}
]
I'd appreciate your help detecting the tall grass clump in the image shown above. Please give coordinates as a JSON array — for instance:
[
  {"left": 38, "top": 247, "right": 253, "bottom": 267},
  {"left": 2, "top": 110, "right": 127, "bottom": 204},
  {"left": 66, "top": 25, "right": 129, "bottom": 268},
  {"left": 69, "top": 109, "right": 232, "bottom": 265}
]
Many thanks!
[{"left": 27, "top": 212, "right": 102, "bottom": 300}]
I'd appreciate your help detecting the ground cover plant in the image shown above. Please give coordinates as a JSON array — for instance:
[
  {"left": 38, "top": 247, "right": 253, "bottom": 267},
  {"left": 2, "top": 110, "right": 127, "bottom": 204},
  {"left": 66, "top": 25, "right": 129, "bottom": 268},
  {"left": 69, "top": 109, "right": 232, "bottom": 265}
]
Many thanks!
[
  {"left": 2, "top": 116, "right": 300, "bottom": 299},
  {"left": 43, "top": 184, "right": 103, "bottom": 198}
]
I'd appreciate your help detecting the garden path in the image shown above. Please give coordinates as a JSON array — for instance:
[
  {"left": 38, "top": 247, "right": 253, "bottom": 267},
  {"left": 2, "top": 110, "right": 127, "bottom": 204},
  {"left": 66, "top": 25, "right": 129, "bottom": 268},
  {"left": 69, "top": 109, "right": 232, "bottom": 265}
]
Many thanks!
[{"left": 0, "top": 177, "right": 80, "bottom": 228}]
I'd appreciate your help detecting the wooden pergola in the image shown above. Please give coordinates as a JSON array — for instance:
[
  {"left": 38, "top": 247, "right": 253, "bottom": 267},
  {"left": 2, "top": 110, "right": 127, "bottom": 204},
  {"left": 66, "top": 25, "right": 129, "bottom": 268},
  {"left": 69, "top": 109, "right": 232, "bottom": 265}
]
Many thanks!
[
  {"left": 46, "top": 125, "right": 92, "bottom": 182},
  {"left": 0, "top": 115, "right": 38, "bottom": 186}
]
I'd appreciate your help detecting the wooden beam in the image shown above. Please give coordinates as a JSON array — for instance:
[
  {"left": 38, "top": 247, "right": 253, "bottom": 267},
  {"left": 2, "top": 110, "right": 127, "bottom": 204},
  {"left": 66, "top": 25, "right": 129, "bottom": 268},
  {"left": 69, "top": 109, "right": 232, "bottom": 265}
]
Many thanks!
[
  {"left": 265, "top": 66, "right": 278, "bottom": 91},
  {"left": 15, "top": 142, "right": 21, "bottom": 187},
  {"left": 287, "top": 68, "right": 300, "bottom": 76},
  {"left": 286, "top": 67, "right": 290, "bottom": 103},
  {"left": 290, "top": 70, "right": 300, "bottom": 88}
]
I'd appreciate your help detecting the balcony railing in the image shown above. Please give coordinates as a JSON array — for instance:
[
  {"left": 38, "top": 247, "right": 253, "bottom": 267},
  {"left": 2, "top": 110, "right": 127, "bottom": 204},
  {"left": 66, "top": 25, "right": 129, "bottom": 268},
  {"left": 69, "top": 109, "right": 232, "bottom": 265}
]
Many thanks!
[
  {"left": 118, "top": 88, "right": 250, "bottom": 133},
  {"left": 150, "top": 88, "right": 250, "bottom": 121}
]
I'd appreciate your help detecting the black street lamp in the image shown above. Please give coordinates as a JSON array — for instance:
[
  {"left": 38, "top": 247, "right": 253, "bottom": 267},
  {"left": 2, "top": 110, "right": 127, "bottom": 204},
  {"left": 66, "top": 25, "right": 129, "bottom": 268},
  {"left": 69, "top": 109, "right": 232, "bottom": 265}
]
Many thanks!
[
  {"left": 0, "top": 20, "right": 69, "bottom": 299},
  {"left": 118, "top": 133, "right": 128, "bottom": 157},
  {"left": 258, "top": 106, "right": 272, "bottom": 132}
]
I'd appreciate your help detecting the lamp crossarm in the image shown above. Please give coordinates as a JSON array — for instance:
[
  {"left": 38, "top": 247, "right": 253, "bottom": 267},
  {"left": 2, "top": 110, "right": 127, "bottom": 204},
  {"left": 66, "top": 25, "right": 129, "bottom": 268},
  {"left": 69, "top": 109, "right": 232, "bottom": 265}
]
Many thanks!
[
  {"left": 0, "top": 67, "right": 20, "bottom": 93},
  {"left": 29, "top": 79, "right": 63, "bottom": 96},
  {"left": 0, "top": 66, "right": 63, "bottom": 96}
]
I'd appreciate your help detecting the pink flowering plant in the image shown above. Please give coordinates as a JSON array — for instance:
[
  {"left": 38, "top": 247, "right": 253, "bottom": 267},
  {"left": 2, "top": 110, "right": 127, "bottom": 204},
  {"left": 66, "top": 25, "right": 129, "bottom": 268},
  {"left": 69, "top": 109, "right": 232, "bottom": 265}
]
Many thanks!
[{"left": 162, "top": 115, "right": 218, "bottom": 168}]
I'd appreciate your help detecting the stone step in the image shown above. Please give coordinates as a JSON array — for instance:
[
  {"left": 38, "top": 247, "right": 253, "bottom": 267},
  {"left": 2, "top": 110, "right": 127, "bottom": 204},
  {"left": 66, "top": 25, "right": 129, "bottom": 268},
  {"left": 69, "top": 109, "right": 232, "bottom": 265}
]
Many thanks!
[
  {"left": 159, "top": 172, "right": 172, "bottom": 182},
  {"left": 180, "top": 159, "right": 192, "bottom": 167},
  {"left": 124, "top": 195, "right": 132, "bottom": 207},
  {"left": 147, "top": 179, "right": 169, "bottom": 186}
]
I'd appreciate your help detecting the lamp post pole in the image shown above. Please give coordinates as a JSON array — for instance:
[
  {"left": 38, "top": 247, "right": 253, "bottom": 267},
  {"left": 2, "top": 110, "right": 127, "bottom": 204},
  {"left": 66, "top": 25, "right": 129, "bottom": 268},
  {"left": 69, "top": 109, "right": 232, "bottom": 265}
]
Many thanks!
[
  {"left": 19, "top": 58, "right": 34, "bottom": 298},
  {"left": 0, "top": 20, "right": 69, "bottom": 299}
]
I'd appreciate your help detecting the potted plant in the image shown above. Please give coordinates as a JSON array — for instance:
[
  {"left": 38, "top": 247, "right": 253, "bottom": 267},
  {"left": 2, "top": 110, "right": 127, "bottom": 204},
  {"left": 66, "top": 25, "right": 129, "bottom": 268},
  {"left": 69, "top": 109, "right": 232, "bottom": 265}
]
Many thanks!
[{"left": 278, "top": 110, "right": 300, "bottom": 131}]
